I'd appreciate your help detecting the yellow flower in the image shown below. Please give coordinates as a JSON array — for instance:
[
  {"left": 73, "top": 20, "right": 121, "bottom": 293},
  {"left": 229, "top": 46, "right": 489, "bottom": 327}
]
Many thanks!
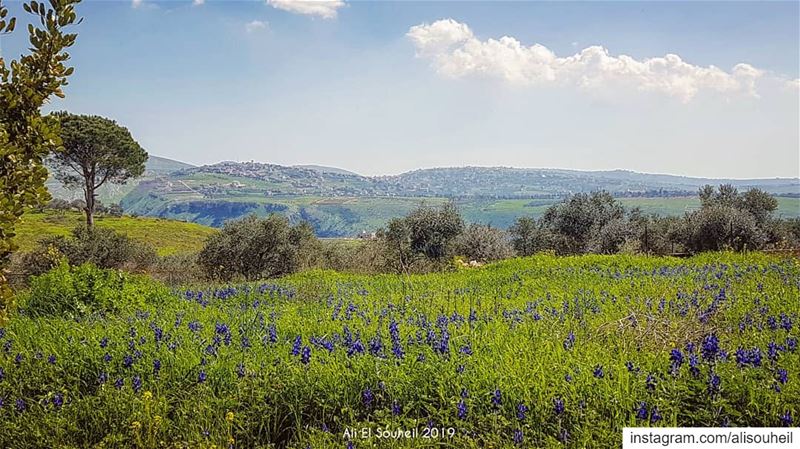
[
  {"left": 143, "top": 391, "right": 153, "bottom": 401},
  {"left": 131, "top": 421, "right": 142, "bottom": 430},
  {"left": 228, "top": 437, "right": 235, "bottom": 445},
  {"left": 154, "top": 415, "right": 162, "bottom": 425},
  {"left": 226, "top": 411, "right": 234, "bottom": 422}
]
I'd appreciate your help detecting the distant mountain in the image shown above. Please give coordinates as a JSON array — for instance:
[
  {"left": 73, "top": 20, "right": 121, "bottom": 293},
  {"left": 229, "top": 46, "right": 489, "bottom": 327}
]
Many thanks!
[
  {"left": 146, "top": 155, "right": 195, "bottom": 175},
  {"left": 294, "top": 165, "right": 360, "bottom": 176},
  {"left": 118, "top": 160, "right": 800, "bottom": 236}
]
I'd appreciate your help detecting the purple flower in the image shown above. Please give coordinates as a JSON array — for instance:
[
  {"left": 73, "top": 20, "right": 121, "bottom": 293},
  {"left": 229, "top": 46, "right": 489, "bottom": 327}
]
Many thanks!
[
  {"left": 301, "top": 346, "right": 311, "bottom": 365},
  {"left": 650, "top": 407, "right": 662, "bottom": 423},
  {"left": 636, "top": 402, "right": 648, "bottom": 420},
  {"left": 563, "top": 331, "right": 575, "bottom": 350},
  {"left": 553, "top": 398, "right": 565, "bottom": 415},
  {"left": 198, "top": 370, "right": 207, "bottom": 383},
  {"left": 708, "top": 372, "right": 721, "bottom": 395},
  {"left": 114, "top": 378, "right": 124, "bottom": 389},
  {"left": 132, "top": 375, "right": 142, "bottom": 393},
  {"left": 781, "top": 411, "right": 793, "bottom": 427},
  {"left": 491, "top": 389, "right": 502, "bottom": 406},
  {"left": 517, "top": 403, "right": 528, "bottom": 420},
  {"left": 457, "top": 399, "right": 467, "bottom": 419},
  {"left": 153, "top": 359, "right": 161, "bottom": 375},
  {"left": 776, "top": 369, "right": 788, "bottom": 384},
  {"left": 237, "top": 362, "right": 246, "bottom": 378},
  {"left": 15, "top": 398, "right": 25, "bottom": 413},
  {"left": 292, "top": 336, "right": 302, "bottom": 356},
  {"left": 47, "top": 355, "right": 56, "bottom": 365},
  {"left": 391, "top": 401, "right": 402, "bottom": 416},
  {"left": 52, "top": 393, "right": 64, "bottom": 408},
  {"left": 702, "top": 334, "right": 719, "bottom": 361},
  {"left": 593, "top": 365, "right": 605, "bottom": 379},
  {"left": 362, "top": 387, "right": 374, "bottom": 409},
  {"left": 513, "top": 429, "right": 523, "bottom": 445}
]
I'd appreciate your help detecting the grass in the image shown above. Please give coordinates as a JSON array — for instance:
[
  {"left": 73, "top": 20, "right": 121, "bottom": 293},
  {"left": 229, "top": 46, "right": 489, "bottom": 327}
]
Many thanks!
[
  {"left": 14, "top": 211, "right": 217, "bottom": 256},
  {"left": 1, "top": 252, "right": 797, "bottom": 448}
]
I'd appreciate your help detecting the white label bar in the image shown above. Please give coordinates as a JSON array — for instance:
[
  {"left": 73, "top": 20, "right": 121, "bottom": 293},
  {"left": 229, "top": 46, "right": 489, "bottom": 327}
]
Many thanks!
[{"left": 623, "top": 428, "right": 798, "bottom": 449}]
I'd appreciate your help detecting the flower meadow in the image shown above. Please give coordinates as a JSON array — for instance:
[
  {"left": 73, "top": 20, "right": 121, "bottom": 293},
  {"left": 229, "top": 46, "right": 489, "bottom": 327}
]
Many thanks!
[{"left": 0, "top": 253, "right": 798, "bottom": 448}]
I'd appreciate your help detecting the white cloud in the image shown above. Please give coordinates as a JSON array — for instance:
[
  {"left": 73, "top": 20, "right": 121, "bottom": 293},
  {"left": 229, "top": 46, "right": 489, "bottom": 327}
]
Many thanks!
[
  {"left": 266, "top": 0, "right": 344, "bottom": 19},
  {"left": 245, "top": 20, "right": 268, "bottom": 33},
  {"left": 407, "top": 19, "right": 769, "bottom": 102},
  {"left": 193, "top": 0, "right": 205, "bottom": 5},
  {"left": 131, "top": 0, "right": 144, "bottom": 8}
]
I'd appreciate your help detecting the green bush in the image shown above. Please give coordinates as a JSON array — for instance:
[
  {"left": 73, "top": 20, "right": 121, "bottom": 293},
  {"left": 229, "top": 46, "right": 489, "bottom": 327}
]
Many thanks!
[
  {"left": 21, "top": 262, "right": 167, "bottom": 318},
  {"left": 198, "top": 214, "right": 320, "bottom": 281},
  {"left": 40, "top": 225, "right": 157, "bottom": 271}
]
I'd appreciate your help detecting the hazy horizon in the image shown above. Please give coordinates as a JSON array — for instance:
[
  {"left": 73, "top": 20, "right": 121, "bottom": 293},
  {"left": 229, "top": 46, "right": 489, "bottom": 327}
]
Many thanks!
[{"left": 5, "top": 1, "right": 799, "bottom": 179}]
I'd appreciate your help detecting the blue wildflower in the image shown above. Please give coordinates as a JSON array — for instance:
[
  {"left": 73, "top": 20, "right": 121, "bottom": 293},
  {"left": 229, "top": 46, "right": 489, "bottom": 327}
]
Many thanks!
[
  {"left": 301, "top": 346, "right": 311, "bottom": 365},
  {"left": 650, "top": 407, "right": 662, "bottom": 423},
  {"left": 457, "top": 399, "right": 467, "bottom": 419},
  {"left": 702, "top": 334, "right": 719, "bottom": 361},
  {"left": 292, "top": 336, "right": 302, "bottom": 356},
  {"left": 513, "top": 429, "right": 523, "bottom": 446},
  {"left": 553, "top": 398, "right": 565, "bottom": 415},
  {"left": 391, "top": 400, "right": 402, "bottom": 416},
  {"left": 563, "top": 331, "right": 575, "bottom": 350},
  {"left": 593, "top": 365, "right": 605, "bottom": 379},
  {"left": 15, "top": 398, "right": 25, "bottom": 413},
  {"left": 153, "top": 359, "right": 161, "bottom": 376},
  {"left": 636, "top": 402, "right": 648, "bottom": 420},
  {"left": 198, "top": 370, "right": 207, "bottom": 383},
  {"left": 781, "top": 411, "right": 793, "bottom": 427},
  {"left": 132, "top": 375, "right": 142, "bottom": 393},
  {"left": 776, "top": 369, "right": 788, "bottom": 384},
  {"left": 491, "top": 389, "right": 502, "bottom": 406},
  {"left": 517, "top": 403, "right": 528, "bottom": 420},
  {"left": 362, "top": 387, "right": 374, "bottom": 409},
  {"left": 52, "top": 393, "right": 63, "bottom": 409}
]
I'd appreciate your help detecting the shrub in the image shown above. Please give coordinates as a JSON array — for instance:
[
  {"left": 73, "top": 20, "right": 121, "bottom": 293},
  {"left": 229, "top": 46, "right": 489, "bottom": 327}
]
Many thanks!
[
  {"left": 453, "top": 223, "right": 515, "bottom": 262},
  {"left": 21, "top": 262, "right": 167, "bottom": 318},
  {"left": 380, "top": 202, "right": 464, "bottom": 272},
  {"left": 150, "top": 253, "right": 203, "bottom": 286},
  {"left": 40, "top": 226, "right": 157, "bottom": 271},
  {"left": 509, "top": 217, "right": 553, "bottom": 256},
  {"left": 198, "top": 214, "right": 319, "bottom": 281},
  {"left": 678, "top": 205, "right": 765, "bottom": 252}
]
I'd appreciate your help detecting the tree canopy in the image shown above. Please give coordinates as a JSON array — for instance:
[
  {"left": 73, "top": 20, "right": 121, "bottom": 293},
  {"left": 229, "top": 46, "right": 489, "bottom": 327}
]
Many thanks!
[{"left": 49, "top": 112, "right": 147, "bottom": 227}]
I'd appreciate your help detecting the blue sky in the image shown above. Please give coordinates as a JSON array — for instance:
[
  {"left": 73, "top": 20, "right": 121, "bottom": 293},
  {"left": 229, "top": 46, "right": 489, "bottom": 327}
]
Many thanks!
[{"left": 2, "top": 0, "right": 798, "bottom": 178}]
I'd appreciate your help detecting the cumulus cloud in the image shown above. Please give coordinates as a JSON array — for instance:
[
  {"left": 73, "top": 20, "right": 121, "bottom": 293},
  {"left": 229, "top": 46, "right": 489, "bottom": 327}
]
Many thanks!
[
  {"left": 407, "top": 19, "right": 769, "bottom": 102},
  {"left": 266, "top": 0, "right": 344, "bottom": 19},
  {"left": 131, "top": 0, "right": 144, "bottom": 8},
  {"left": 245, "top": 20, "right": 268, "bottom": 33},
  {"left": 193, "top": 0, "right": 205, "bottom": 5}
]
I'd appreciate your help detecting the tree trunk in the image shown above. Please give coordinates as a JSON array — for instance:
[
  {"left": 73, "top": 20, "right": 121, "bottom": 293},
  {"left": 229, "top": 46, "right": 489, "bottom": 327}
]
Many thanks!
[{"left": 84, "top": 185, "right": 95, "bottom": 229}]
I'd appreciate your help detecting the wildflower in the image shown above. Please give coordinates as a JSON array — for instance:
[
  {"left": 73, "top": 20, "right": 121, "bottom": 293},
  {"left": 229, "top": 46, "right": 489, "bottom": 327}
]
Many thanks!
[
  {"left": 702, "top": 334, "right": 719, "bottom": 361},
  {"left": 626, "top": 361, "right": 638, "bottom": 373},
  {"left": 15, "top": 398, "right": 25, "bottom": 413},
  {"left": 198, "top": 370, "right": 207, "bottom": 383},
  {"left": 553, "top": 398, "right": 565, "bottom": 415},
  {"left": 100, "top": 337, "right": 109, "bottom": 348},
  {"left": 670, "top": 348, "right": 684, "bottom": 371},
  {"left": 776, "top": 369, "right": 788, "bottom": 384},
  {"left": 143, "top": 391, "right": 153, "bottom": 401},
  {"left": 237, "top": 362, "right": 246, "bottom": 378},
  {"left": 47, "top": 355, "right": 56, "bottom": 365},
  {"left": 391, "top": 401, "right": 402, "bottom": 416},
  {"left": 98, "top": 372, "right": 108, "bottom": 384},
  {"left": 650, "top": 407, "right": 662, "bottom": 423},
  {"left": 114, "top": 378, "right": 124, "bottom": 389},
  {"left": 0, "top": 367, "right": 4, "bottom": 381},
  {"left": 267, "top": 323, "right": 277, "bottom": 343},
  {"left": 226, "top": 411, "right": 234, "bottom": 422},
  {"left": 516, "top": 403, "right": 528, "bottom": 420},
  {"left": 132, "top": 375, "right": 142, "bottom": 393},
  {"left": 123, "top": 355, "right": 134, "bottom": 369},
  {"left": 291, "top": 336, "right": 302, "bottom": 356},
  {"left": 708, "top": 372, "right": 721, "bottom": 395},
  {"left": 459, "top": 344, "right": 473, "bottom": 356},
  {"left": 513, "top": 429, "right": 523, "bottom": 446},
  {"left": 153, "top": 359, "right": 162, "bottom": 376},
  {"left": 786, "top": 337, "right": 797, "bottom": 352},
  {"left": 646, "top": 374, "right": 656, "bottom": 390},
  {"left": 689, "top": 354, "right": 700, "bottom": 377},
  {"left": 362, "top": 388, "right": 374, "bottom": 409},
  {"left": 457, "top": 399, "right": 467, "bottom": 419},
  {"left": 780, "top": 411, "right": 793, "bottom": 427},
  {"left": 131, "top": 421, "right": 141, "bottom": 431},
  {"left": 491, "top": 389, "right": 502, "bottom": 407},
  {"left": 593, "top": 365, "right": 605, "bottom": 379},
  {"left": 52, "top": 393, "right": 64, "bottom": 409},
  {"left": 563, "top": 331, "right": 575, "bottom": 350},
  {"left": 636, "top": 402, "right": 648, "bottom": 420}
]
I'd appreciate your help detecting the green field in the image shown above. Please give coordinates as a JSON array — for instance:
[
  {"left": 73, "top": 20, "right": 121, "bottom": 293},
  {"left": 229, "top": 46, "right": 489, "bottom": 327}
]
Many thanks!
[
  {"left": 14, "top": 211, "right": 217, "bottom": 256},
  {"left": 2, "top": 253, "right": 797, "bottom": 447}
]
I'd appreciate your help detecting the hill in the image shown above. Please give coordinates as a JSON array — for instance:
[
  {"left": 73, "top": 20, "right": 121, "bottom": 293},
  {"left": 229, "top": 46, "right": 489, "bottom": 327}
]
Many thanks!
[
  {"left": 117, "top": 160, "right": 800, "bottom": 236},
  {"left": 14, "top": 211, "right": 216, "bottom": 256}
]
